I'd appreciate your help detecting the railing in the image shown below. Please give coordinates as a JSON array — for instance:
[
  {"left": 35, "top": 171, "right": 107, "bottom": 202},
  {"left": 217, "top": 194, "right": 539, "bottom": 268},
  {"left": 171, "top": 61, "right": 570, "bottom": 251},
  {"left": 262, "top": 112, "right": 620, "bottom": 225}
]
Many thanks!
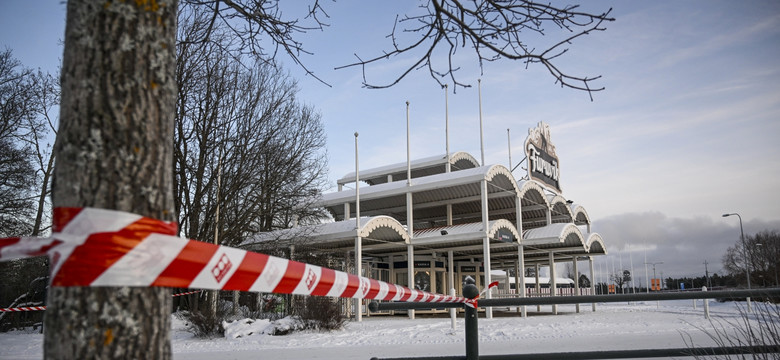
[{"left": 368, "top": 288, "right": 780, "bottom": 360}]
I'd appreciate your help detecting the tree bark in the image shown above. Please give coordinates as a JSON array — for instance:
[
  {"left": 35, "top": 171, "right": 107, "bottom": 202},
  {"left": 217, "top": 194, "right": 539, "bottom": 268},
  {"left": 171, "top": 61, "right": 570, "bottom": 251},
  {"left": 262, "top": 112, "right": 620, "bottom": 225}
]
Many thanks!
[{"left": 45, "top": 1, "right": 178, "bottom": 359}]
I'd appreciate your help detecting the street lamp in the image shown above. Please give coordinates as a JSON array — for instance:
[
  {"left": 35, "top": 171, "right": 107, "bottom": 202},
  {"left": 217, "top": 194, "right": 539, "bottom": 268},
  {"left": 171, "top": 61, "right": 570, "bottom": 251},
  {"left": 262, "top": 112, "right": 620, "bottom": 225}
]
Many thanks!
[
  {"left": 645, "top": 261, "right": 663, "bottom": 292},
  {"left": 722, "top": 213, "right": 751, "bottom": 312}
]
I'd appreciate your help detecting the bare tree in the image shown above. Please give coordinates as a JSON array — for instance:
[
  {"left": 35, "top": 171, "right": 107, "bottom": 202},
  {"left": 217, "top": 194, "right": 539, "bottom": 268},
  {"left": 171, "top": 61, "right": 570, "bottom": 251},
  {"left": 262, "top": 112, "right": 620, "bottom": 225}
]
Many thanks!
[
  {"left": 45, "top": 0, "right": 177, "bottom": 358},
  {"left": 610, "top": 271, "right": 628, "bottom": 294},
  {"left": 174, "top": 8, "right": 328, "bottom": 248},
  {"left": 21, "top": 70, "right": 59, "bottom": 236},
  {"left": 336, "top": 0, "right": 614, "bottom": 97},
  {"left": 723, "top": 229, "right": 780, "bottom": 288},
  {"left": 0, "top": 49, "right": 38, "bottom": 236}
]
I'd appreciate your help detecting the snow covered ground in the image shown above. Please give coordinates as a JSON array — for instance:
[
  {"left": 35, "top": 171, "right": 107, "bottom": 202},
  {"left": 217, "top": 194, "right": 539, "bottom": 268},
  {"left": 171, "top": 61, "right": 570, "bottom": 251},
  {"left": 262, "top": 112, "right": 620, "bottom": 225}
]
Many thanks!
[{"left": 0, "top": 300, "right": 762, "bottom": 359}]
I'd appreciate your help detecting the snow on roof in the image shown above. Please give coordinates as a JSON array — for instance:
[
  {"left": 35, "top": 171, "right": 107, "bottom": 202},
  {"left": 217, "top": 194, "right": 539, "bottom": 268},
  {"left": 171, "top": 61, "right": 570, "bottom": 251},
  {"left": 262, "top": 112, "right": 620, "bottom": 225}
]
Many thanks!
[
  {"left": 413, "top": 219, "right": 520, "bottom": 245},
  {"left": 241, "top": 216, "right": 409, "bottom": 248},
  {"left": 336, "top": 151, "right": 480, "bottom": 186},
  {"left": 522, "top": 223, "right": 584, "bottom": 247},
  {"left": 584, "top": 232, "right": 608, "bottom": 255},
  {"left": 315, "top": 164, "right": 519, "bottom": 208}
]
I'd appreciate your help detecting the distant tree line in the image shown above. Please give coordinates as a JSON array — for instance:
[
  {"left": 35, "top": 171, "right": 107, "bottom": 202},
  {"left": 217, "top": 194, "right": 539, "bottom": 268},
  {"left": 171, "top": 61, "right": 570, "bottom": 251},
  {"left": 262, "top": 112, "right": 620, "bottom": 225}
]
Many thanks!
[
  {"left": 0, "top": 48, "right": 58, "bottom": 332},
  {"left": 722, "top": 229, "right": 780, "bottom": 289}
]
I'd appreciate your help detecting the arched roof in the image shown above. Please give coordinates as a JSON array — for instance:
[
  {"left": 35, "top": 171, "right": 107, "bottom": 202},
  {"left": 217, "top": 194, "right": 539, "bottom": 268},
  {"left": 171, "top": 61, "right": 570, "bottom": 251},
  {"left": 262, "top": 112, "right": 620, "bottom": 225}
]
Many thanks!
[
  {"left": 547, "top": 194, "right": 574, "bottom": 224},
  {"left": 241, "top": 216, "right": 409, "bottom": 255},
  {"left": 336, "top": 151, "right": 480, "bottom": 186},
  {"left": 315, "top": 165, "right": 521, "bottom": 225},
  {"left": 518, "top": 180, "right": 551, "bottom": 230},
  {"left": 585, "top": 233, "right": 607, "bottom": 255},
  {"left": 367, "top": 220, "right": 521, "bottom": 259},
  {"left": 569, "top": 203, "right": 591, "bottom": 226},
  {"left": 521, "top": 223, "right": 585, "bottom": 248}
]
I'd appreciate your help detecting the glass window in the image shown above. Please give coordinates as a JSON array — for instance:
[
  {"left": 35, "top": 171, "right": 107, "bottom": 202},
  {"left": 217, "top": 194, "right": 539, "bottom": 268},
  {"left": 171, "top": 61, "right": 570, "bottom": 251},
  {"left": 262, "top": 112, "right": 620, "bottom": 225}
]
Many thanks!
[
  {"left": 435, "top": 271, "right": 446, "bottom": 294},
  {"left": 414, "top": 271, "right": 430, "bottom": 292},
  {"left": 397, "top": 272, "right": 408, "bottom": 287}
]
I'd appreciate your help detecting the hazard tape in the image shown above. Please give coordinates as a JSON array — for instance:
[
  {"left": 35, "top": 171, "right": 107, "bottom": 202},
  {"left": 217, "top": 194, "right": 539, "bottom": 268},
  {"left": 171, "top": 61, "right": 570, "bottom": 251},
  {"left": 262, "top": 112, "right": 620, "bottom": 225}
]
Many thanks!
[
  {"left": 0, "top": 207, "right": 477, "bottom": 307},
  {"left": 172, "top": 290, "right": 203, "bottom": 297},
  {"left": 0, "top": 306, "right": 46, "bottom": 312}
]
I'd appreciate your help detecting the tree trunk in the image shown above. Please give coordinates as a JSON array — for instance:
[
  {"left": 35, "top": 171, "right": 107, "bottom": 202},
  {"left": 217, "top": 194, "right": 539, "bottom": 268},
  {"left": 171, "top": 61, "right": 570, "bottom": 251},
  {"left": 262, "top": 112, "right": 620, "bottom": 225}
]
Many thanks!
[{"left": 45, "top": 1, "right": 178, "bottom": 359}]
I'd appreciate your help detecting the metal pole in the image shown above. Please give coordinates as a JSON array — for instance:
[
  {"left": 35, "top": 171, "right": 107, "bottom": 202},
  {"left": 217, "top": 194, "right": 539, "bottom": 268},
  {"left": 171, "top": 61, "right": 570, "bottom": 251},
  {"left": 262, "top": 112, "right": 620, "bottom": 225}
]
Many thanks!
[
  {"left": 573, "top": 257, "right": 580, "bottom": 313},
  {"left": 549, "top": 251, "right": 557, "bottom": 315},
  {"left": 445, "top": 85, "right": 450, "bottom": 173},
  {"left": 449, "top": 250, "right": 456, "bottom": 329},
  {"left": 407, "top": 192, "right": 415, "bottom": 320},
  {"left": 507, "top": 128, "right": 512, "bottom": 170},
  {"left": 355, "top": 132, "right": 362, "bottom": 322},
  {"left": 406, "top": 101, "right": 411, "bottom": 186},
  {"left": 481, "top": 179, "right": 492, "bottom": 318},
  {"left": 463, "top": 284, "right": 480, "bottom": 360},
  {"left": 478, "top": 79, "right": 484, "bottom": 166},
  {"left": 589, "top": 256, "right": 596, "bottom": 311}
]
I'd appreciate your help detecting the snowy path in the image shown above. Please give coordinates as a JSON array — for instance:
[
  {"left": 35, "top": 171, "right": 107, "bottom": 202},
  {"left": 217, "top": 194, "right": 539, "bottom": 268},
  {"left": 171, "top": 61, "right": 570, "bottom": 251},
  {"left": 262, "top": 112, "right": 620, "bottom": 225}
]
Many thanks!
[{"left": 0, "top": 300, "right": 752, "bottom": 359}]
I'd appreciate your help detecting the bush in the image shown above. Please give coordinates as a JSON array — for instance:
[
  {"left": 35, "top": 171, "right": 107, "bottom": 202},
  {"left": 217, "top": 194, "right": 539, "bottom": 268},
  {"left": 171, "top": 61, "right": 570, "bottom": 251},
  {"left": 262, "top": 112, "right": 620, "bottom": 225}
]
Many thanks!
[
  {"left": 178, "top": 297, "right": 236, "bottom": 338},
  {"left": 684, "top": 299, "right": 780, "bottom": 359},
  {"left": 295, "top": 295, "right": 347, "bottom": 331}
]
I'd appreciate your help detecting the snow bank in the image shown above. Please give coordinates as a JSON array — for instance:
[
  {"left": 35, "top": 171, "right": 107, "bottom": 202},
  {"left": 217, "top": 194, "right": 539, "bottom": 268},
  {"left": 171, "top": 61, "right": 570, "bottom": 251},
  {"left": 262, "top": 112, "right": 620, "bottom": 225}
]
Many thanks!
[{"left": 0, "top": 300, "right": 766, "bottom": 360}]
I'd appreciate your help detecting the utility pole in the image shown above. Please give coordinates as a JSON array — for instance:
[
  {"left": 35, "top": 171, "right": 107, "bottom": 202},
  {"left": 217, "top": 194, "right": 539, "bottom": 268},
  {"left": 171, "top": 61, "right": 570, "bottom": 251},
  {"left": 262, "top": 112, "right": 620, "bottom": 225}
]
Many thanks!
[{"left": 704, "top": 260, "right": 711, "bottom": 288}]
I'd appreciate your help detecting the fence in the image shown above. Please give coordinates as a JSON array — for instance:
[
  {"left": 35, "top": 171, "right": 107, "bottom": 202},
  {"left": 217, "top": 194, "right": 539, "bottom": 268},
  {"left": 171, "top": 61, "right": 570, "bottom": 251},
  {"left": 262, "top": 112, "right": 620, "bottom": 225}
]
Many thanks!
[{"left": 368, "top": 287, "right": 780, "bottom": 360}]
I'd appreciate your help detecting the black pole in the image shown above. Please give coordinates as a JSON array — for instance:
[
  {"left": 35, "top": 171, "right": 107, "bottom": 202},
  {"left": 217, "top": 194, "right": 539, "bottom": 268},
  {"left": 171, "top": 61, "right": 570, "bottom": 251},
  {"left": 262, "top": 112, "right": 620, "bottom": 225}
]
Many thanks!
[{"left": 462, "top": 284, "right": 480, "bottom": 360}]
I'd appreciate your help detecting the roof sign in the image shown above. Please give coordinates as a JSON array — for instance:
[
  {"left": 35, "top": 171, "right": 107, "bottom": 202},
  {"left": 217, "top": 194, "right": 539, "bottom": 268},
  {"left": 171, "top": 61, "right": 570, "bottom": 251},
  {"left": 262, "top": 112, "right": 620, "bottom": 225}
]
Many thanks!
[{"left": 524, "top": 121, "right": 562, "bottom": 194}]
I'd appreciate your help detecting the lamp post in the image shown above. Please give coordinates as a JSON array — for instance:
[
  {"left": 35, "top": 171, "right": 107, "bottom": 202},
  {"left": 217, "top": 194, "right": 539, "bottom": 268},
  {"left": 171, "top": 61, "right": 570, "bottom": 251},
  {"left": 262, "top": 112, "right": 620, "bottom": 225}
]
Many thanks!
[
  {"left": 722, "top": 213, "right": 751, "bottom": 312},
  {"left": 645, "top": 261, "right": 663, "bottom": 291}
]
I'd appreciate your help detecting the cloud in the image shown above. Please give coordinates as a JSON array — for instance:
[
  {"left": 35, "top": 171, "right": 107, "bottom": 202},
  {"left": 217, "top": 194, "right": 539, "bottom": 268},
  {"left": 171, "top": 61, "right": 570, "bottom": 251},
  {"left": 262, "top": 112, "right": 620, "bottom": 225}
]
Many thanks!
[{"left": 589, "top": 212, "right": 780, "bottom": 284}]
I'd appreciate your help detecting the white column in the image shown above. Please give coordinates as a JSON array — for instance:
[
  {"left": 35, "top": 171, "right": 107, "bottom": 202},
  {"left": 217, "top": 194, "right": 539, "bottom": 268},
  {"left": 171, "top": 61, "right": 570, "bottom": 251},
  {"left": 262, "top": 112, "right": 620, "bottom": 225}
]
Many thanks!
[
  {"left": 573, "top": 256, "right": 580, "bottom": 313},
  {"left": 344, "top": 203, "right": 350, "bottom": 221},
  {"left": 448, "top": 250, "right": 455, "bottom": 329},
  {"left": 406, "top": 191, "right": 415, "bottom": 320},
  {"left": 389, "top": 255, "right": 395, "bottom": 316},
  {"left": 549, "top": 251, "right": 557, "bottom": 315},
  {"left": 535, "top": 263, "right": 541, "bottom": 312},
  {"left": 354, "top": 132, "right": 362, "bottom": 322},
  {"left": 516, "top": 193, "right": 526, "bottom": 317},
  {"left": 590, "top": 256, "right": 597, "bottom": 312},
  {"left": 481, "top": 179, "right": 492, "bottom": 318},
  {"left": 355, "top": 236, "right": 362, "bottom": 321},
  {"left": 518, "top": 245, "right": 527, "bottom": 317}
]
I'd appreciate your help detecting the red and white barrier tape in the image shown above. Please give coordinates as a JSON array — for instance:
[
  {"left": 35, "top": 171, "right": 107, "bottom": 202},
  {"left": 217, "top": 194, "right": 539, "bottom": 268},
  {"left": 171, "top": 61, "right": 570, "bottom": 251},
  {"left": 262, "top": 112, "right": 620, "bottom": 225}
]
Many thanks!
[
  {"left": 0, "top": 208, "right": 478, "bottom": 307},
  {"left": 172, "top": 290, "right": 203, "bottom": 297},
  {"left": 0, "top": 306, "right": 47, "bottom": 312}
]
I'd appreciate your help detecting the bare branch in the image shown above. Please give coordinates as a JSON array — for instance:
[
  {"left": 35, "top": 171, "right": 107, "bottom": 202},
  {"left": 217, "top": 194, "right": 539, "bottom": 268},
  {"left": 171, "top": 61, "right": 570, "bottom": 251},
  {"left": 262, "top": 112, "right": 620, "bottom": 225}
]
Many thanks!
[{"left": 337, "top": 0, "right": 614, "bottom": 96}]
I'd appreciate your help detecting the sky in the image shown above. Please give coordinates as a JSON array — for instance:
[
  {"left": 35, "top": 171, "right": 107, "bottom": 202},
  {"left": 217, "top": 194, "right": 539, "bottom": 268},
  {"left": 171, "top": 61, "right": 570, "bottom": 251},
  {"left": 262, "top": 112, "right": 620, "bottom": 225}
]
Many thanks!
[{"left": 1, "top": 1, "right": 779, "bottom": 284}]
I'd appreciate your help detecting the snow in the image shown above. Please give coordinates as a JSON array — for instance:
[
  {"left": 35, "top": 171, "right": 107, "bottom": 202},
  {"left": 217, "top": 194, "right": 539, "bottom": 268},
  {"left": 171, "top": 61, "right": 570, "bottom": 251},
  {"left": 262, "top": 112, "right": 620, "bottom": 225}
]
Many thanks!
[{"left": 0, "top": 300, "right": 764, "bottom": 359}]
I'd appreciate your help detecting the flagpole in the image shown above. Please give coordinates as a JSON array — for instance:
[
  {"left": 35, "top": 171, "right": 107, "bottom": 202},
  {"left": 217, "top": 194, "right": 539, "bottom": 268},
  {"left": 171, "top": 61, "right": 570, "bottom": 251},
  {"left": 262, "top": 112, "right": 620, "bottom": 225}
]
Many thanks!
[
  {"left": 478, "top": 79, "right": 485, "bottom": 166},
  {"left": 445, "top": 85, "right": 450, "bottom": 173}
]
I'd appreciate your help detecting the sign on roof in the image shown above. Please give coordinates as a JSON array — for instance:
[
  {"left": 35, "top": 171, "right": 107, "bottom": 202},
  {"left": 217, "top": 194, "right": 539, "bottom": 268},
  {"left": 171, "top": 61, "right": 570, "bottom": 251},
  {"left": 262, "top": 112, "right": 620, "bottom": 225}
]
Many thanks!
[{"left": 524, "top": 121, "right": 562, "bottom": 194}]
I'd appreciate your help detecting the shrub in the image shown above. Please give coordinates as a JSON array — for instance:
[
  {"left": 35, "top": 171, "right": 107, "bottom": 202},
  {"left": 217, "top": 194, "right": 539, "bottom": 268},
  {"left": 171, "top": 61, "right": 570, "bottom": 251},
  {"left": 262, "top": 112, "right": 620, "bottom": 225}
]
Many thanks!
[{"left": 684, "top": 299, "right": 780, "bottom": 359}]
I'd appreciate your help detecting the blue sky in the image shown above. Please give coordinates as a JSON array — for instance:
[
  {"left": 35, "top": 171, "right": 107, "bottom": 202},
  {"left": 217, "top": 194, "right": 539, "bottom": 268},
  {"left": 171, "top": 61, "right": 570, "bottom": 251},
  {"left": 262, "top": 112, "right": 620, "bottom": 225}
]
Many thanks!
[{"left": 1, "top": 1, "right": 779, "bottom": 284}]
